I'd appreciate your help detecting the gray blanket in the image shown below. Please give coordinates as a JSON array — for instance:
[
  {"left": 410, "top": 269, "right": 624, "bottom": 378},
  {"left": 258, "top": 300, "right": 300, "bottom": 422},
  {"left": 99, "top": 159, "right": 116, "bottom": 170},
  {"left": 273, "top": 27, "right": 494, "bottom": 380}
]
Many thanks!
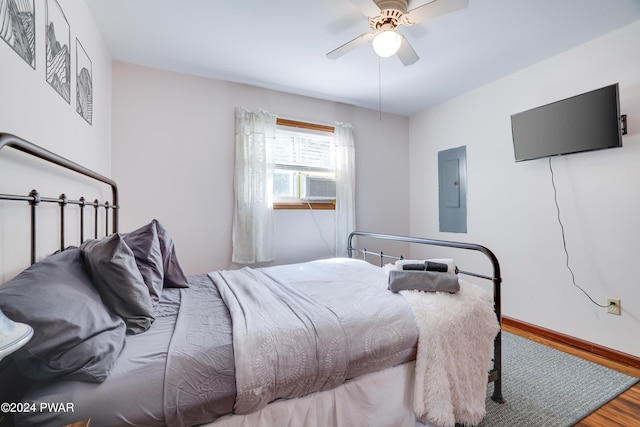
[
  {"left": 163, "top": 259, "right": 417, "bottom": 425},
  {"left": 212, "top": 267, "right": 348, "bottom": 414},
  {"left": 211, "top": 259, "right": 417, "bottom": 417}
]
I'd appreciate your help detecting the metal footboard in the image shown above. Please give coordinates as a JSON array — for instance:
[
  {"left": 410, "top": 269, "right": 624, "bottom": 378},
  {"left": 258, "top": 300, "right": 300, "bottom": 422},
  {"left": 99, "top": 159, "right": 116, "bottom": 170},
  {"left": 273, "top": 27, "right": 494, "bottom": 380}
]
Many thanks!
[{"left": 347, "top": 230, "right": 505, "bottom": 404}]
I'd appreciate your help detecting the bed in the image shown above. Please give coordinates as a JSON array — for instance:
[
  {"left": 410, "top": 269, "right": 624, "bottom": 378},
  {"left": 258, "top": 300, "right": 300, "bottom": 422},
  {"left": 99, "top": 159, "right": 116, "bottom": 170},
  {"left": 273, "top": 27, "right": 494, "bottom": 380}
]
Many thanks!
[{"left": 0, "top": 133, "right": 504, "bottom": 427}]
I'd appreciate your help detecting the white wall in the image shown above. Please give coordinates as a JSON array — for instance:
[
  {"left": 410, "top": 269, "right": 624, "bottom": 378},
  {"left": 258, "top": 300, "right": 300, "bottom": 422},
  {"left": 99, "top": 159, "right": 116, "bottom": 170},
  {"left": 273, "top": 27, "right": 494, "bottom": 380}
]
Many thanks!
[
  {"left": 111, "top": 62, "right": 410, "bottom": 274},
  {"left": 409, "top": 21, "right": 640, "bottom": 357},
  {"left": 0, "top": 0, "right": 112, "bottom": 281}
]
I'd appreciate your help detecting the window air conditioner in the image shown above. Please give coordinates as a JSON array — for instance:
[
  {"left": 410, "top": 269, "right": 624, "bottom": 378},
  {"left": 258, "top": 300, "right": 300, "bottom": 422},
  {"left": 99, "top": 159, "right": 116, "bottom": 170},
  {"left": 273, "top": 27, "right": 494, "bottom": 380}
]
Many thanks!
[{"left": 300, "top": 174, "right": 336, "bottom": 201}]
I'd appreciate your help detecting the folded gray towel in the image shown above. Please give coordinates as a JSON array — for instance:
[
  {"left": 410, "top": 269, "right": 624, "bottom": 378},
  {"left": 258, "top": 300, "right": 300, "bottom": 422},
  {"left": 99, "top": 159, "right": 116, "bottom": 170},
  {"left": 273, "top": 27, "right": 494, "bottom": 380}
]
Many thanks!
[
  {"left": 401, "top": 261, "right": 450, "bottom": 272},
  {"left": 424, "top": 261, "right": 449, "bottom": 272},
  {"left": 388, "top": 270, "right": 460, "bottom": 293},
  {"left": 402, "top": 263, "right": 426, "bottom": 271}
]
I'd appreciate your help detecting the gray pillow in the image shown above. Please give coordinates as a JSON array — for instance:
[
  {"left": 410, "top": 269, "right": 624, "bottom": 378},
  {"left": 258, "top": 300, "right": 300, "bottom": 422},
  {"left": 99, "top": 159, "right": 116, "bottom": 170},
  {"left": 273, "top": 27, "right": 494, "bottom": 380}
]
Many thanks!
[
  {"left": 0, "top": 248, "right": 126, "bottom": 383},
  {"left": 153, "top": 219, "right": 189, "bottom": 288},
  {"left": 81, "top": 234, "right": 155, "bottom": 334},
  {"left": 122, "top": 221, "right": 164, "bottom": 306}
]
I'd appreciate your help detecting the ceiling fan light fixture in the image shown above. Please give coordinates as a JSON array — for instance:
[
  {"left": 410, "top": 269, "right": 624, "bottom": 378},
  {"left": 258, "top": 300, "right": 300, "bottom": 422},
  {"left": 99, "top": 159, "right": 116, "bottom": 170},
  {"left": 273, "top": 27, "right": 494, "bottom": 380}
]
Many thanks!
[{"left": 372, "top": 30, "right": 401, "bottom": 57}]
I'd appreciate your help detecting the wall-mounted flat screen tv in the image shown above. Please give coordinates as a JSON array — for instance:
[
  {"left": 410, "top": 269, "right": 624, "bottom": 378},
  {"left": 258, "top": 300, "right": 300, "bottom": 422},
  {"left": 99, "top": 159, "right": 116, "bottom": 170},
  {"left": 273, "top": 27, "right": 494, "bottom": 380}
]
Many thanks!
[{"left": 511, "top": 83, "right": 622, "bottom": 162}]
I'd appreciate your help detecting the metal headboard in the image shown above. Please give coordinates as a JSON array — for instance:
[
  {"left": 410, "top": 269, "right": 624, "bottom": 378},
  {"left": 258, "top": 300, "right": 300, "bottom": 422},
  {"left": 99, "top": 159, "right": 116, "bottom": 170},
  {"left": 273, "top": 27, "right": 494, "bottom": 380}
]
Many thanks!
[
  {"left": 348, "top": 230, "right": 504, "bottom": 404},
  {"left": 0, "top": 133, "right": 119, "bottom": 264}
]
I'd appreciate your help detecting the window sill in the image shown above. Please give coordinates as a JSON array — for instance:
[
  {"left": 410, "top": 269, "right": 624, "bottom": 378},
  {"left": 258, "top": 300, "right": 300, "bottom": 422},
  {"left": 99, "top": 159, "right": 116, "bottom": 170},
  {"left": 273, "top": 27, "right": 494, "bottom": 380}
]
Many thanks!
[{"left": 274, "top": 202, "right": 335, "bottom": 210}]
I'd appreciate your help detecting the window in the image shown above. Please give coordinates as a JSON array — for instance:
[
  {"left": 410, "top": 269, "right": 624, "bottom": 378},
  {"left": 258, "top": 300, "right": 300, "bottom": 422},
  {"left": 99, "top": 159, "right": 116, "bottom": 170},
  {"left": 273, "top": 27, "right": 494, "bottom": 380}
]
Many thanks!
[{"left": 273, "top": 118, "right": 336, "bottom": 209}]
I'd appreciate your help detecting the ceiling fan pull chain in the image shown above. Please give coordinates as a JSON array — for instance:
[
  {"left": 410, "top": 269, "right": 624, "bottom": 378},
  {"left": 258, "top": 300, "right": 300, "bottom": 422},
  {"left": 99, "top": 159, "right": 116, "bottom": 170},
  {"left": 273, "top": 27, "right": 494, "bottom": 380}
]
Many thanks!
[{"left": 379, "top": 57, "right": 382, "bottom": 120}]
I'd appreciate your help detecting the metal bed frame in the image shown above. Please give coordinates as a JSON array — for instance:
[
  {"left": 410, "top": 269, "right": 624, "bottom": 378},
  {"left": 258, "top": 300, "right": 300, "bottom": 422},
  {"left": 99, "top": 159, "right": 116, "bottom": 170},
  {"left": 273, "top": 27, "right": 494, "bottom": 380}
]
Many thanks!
[
  {"left": 0, "top": 133, "right": 119, "bottom": 264},
  {"left": 0, "top": 132, "right": 504, "bottom": 410},
  {"left": 348, "top": 230, "right": 505, "bottom": 404}
]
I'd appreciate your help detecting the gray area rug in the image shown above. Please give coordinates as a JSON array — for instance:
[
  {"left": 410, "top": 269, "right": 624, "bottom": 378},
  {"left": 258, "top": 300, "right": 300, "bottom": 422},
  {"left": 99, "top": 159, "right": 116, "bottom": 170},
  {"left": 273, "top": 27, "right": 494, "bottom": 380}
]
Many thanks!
[{"left": 479, "top": 331, "right": 639, "bottom": 426}]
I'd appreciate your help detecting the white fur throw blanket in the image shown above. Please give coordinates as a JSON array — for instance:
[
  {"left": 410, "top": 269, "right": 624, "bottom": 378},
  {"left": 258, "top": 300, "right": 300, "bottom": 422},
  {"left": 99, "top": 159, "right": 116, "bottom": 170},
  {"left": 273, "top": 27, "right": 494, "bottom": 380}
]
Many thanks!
[{"left": 400, "top": 280, "right": 500, "bottom": 427}]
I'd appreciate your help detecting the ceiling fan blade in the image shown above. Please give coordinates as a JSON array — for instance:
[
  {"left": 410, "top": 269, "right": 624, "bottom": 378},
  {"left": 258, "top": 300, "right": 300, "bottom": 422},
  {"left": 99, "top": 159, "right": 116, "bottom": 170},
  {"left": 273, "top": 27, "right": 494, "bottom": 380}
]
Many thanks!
[
  {"left": 405, "top": 0, "right": 469, "bottom": 25},
  {"left": 396, "top": 35, "right": 419, "bottom": 65},
  {"left": 326, "top": 32, "right": 375, "bottom": 59},
  {"left": 349, "top": 0, "right": 381, "bottom": 17}
]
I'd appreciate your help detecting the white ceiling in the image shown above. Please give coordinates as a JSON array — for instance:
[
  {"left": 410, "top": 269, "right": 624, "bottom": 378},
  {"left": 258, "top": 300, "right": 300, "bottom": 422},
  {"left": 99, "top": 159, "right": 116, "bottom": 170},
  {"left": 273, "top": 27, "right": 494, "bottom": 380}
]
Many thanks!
[{"left": 85, "top": 0, "right": 640, "bottom": 117}]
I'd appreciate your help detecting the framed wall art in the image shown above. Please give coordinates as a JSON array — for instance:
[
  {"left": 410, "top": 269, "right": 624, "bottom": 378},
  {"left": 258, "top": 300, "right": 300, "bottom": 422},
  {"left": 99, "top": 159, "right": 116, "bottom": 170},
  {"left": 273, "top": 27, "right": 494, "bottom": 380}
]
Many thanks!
[
  {"left": 0, "top": 0, "right": 35, "bottom": 68},
  {"left": 76, "top": 38, "right": 92, "bottom": 125},
  {"left": 45, "top": 0, "right": 70, "bottom": 103}
]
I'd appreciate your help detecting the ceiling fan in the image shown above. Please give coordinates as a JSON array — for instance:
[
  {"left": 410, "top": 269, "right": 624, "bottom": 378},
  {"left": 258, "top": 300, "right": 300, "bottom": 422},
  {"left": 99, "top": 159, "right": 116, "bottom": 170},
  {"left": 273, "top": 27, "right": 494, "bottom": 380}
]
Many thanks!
[{"left": 326, "top": 0, "right": 469, "bottom": 66}]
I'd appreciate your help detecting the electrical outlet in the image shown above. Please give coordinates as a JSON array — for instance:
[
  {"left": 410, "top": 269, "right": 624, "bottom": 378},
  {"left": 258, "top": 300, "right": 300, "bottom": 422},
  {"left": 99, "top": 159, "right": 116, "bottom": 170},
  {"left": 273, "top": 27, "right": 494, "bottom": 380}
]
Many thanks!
[{"left": 607, "top": 298, "right": 621, "bottom": 315}]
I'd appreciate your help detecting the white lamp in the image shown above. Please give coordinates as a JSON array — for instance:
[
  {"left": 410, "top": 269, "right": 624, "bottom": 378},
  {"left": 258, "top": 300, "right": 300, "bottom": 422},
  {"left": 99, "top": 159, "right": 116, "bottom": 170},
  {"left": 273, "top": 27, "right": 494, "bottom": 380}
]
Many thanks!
[
  {"left": 0, "top": 309, "right": 33, "bottom": 361},
  {"left": 372, "top": 30, "right": 402, "bottom": 58}
]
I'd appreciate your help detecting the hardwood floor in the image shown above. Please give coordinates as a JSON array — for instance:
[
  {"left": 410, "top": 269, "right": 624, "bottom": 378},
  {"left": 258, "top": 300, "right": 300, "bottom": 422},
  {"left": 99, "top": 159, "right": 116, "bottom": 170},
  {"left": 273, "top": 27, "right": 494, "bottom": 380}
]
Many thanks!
[
  {"left": 503, "top": 323, "right": 640, "bottom": 426},
  {"left": 574, "top": 385, "right": 640, "bottom": 427}
]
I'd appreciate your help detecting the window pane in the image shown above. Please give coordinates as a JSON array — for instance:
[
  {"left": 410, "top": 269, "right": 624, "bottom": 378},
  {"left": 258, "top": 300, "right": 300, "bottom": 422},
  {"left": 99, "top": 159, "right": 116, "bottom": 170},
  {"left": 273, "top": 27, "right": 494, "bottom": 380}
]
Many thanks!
[
  {"left": 273, "top": 124, "right": 336, "bottom": 203},
  {"left": 274, "top": 128, "right": 335, "bottom": 170},
  {"left": 273, "top": 169, "right": 297, "bottom": 198}
]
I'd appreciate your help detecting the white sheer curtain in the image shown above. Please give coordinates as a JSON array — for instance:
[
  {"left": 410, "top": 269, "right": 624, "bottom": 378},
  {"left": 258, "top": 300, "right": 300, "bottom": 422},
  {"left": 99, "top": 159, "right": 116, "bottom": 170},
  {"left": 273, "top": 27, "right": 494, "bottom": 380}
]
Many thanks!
[
  {"left": 334, "top": 122, "right": 356, "bottom": 257},
  {"left": 232, "top": 107, "right": 277, "bottom": 263}
]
